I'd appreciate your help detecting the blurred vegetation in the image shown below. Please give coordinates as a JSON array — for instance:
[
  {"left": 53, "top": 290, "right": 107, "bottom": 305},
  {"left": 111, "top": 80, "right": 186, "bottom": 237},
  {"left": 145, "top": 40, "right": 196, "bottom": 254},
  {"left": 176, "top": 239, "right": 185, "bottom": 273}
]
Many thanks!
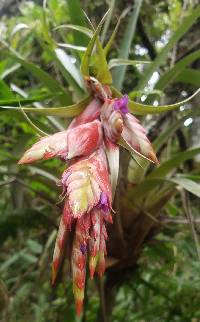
[{"left": 0, "top": 0, "right": 200, "bottom": 321}]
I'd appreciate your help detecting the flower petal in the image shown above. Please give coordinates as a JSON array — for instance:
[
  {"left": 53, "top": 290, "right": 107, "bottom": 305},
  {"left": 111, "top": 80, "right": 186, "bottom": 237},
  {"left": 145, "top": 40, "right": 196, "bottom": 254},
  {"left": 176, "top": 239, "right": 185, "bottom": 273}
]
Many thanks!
[
  {"left": 104, "top": 137, "right": 119, "bottom": 197},
  {"left": 113, "top": 95, "right": 129, "bottom": 114},
  {"left": 101, "top": 99, "right": 123, "bottom": 142},
  {"left": 18, "top": 131, "right": 68, "bottom": 164},
  {"left": 68, "top": 98, "right": 102, "bottom": 129},
  {"left": 52, "top": 200, "right": 73, "bottom": 285},
  {"left": 89, "top": 209, "right": 102, "bottom": 278},
  {"left": 72, "top": 213, "right": 91, "bottom": 315},
  {"left": 121, "top": 113, "right": 159, "bottom": 164},
  {"left": 62, "top": 147, "right": 112, "bottom": 218},
  {"left": 67, "top": 120, "right": 103, "bottom": 159}
]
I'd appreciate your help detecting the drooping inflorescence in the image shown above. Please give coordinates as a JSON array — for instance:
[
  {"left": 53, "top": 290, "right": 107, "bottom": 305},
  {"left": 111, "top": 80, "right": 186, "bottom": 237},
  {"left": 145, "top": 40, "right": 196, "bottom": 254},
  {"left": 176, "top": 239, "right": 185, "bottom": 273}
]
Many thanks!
[{"left": 18, "top": 76, "right": 158, "bottom": 315}]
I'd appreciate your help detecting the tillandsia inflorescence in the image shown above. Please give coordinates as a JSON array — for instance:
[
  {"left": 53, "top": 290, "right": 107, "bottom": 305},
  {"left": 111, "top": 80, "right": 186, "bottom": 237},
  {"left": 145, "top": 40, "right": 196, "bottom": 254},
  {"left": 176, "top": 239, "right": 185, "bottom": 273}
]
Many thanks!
[
  {"left": 17, "top": 11, "right": 160, "bottom": 315},
  {"left": 18, "top": 76, "right": 158, "bottom": 315}
]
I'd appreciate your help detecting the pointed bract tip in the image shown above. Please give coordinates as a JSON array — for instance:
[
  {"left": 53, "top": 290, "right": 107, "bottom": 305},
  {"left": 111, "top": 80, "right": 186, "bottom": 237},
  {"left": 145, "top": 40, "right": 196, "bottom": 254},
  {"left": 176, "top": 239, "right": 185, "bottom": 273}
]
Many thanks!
[
  {"left": 89, "top": 266, "right": 95, "bottom": 280},
  {"left": 18, "top": 156, "right": 30, "bottom": 164},
  {"left": 75, "top": 299, "right": 83, "bottom": 316},
  {"left": 51, "top": 264, "right": 57, "bottom": 286}
]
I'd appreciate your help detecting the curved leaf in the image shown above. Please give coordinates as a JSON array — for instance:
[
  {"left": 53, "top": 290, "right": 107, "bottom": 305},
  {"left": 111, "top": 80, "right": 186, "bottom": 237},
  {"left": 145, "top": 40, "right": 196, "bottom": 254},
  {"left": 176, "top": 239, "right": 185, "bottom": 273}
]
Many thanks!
[
  {"left": 0, "top": 96, "right": 91, "bottom": 117},
  {"left": 171, "top": 177, "right": 200, "bottom": 198},
  {"left": 0, "top": 80, "right": 14, "bottom": 99},
  {"left": 155, "top": 49, "right": 200, "bottom": 90},
  {"left": 137, "top": 6, "right": 200, "bottom": 90},
  {"left": 54, "top": 24, "right": 92, "bottom": 38},
  {"left": 57, "top": 43, "right": 86, "bottom": 52},
  {"left": 104, "top": 15, "right": 122, "bottom": 57},
  {"left": 67, "top": 0, "right": 88, "bottom": 46},
  {"left": 6, "top": 52, "right": 71, "bottom": 104},
  {"left": 153, "top": 110, "right": 200, "bottom": 152},
  {"left": 176, "top": 69, "right": 200, "bottom": 87},
  {"left": 148, "top": 147, "right": 200, "bottom": 179},
  {"left": 81, "top": 9, "right": 111, "bottom": 77},
  {"left": 112, "top": 86, "right": 200, "bottom": 115},
  {"left": 109, "top": 59, "right": 151, "bottom": 69},
  {"left": 0, "top": 93, "right": 56, "bottom": 106}
]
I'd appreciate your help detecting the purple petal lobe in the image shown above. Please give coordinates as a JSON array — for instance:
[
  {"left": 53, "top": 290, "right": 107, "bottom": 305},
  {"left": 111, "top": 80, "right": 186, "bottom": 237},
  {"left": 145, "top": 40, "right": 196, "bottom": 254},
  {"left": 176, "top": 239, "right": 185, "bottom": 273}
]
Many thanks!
[
  {"left": 80, "top": 243, "right": 87, "bottom": 255},
  {"left": 61, "top": 170, "right": 71, "bottom": 186},
  {"left": 114, "top": 95, "right": 129, "bottom": 114},
  {"left": 98, "top": 192, "right": 110, "bottom": 212}
]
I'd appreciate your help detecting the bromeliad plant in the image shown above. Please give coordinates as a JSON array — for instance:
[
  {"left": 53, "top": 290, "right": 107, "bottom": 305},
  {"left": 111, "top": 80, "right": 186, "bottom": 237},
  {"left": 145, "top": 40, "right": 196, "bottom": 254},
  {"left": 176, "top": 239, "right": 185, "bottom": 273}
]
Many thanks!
[
  {"left": 18, "top": 72, "right": 159, "bottom": 313},
  {"left": 1, "top": 4, "right": 200, "bottom": 318}
]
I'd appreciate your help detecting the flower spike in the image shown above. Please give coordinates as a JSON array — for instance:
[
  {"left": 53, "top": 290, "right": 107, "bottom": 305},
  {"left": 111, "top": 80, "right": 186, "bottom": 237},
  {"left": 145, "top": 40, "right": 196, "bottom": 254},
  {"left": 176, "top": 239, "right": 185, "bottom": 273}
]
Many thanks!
[{"left": 18, "top": 56, "right": 158, "bottom": 316}]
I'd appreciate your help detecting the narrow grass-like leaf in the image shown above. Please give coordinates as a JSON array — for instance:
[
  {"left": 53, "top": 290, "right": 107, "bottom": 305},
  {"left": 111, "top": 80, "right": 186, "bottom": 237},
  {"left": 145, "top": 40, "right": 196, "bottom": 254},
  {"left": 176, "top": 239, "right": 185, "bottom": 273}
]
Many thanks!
[
  {"left": 0, "top": 80, "right": 14, "bottom": 99},
  {"left": 0, "top": 96, "right": 91, "bottom": 117},
  {"left": 11, "top": 23, "right": 29, "bottom": 36},
  {"left": 137, "top": 6, "right": 200, "bottom": 90},
  {"left": 81, "top": 9, "right": 111, "bottom": 77},
  {"left": 155, "top": 49, "right": 200, "bottom": 90},
  {"left": 171, "top": 177, "right": 200, "bottom": 198},
  {"left": 101, "top": 0, "right": 115, "bottom": 45},
  {"left": 67, "top": 0, "right": 88, "bottom": 46},
  {"left": 54, "top": 24, "right": 92, "bottom": 38},
  {"left": 18, "top": 103, "right": 48, "bottom": 137},
  {"left": 54, "top": 48, "right": 84, "bottom": 91},
  {"left": 104, "top": 17, "right": 121, "bottom": 57},
  {"left": 128, "top": 89, "right": 163, "bottom": 100},
  {"left": 153, "top": 110, "right": 200, "bottom": 152},
  {"left": 6, "top": 52, "right": 71, "bottom": 104},
  {"left": 109, "top": 59, "right": 151, "bottom": 69},
  {"left": 148, "top": 148, "right": 200, "bottom": 179},
  {"left": 112, "top": 0, "right": 143, "bottom": 90},
  {"left": 176, "top": 69, "right": 200, "bottom": 87},
  {"left": 0, "top": 93, "right": 56, "bottom": 106},
  {"left": 57, "top": 43, "right": 86, "bottom": 52},
  {"left": 95, "top": 38, "right": 112, "bottom": 84}
]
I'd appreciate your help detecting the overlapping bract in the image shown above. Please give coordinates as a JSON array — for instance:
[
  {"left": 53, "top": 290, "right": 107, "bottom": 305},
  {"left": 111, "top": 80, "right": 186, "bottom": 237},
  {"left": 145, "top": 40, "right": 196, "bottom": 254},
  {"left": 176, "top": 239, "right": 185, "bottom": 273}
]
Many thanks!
[
  {"left": 18, "top": 77, "right": 158, "bottom": 315},
  {"left": 18, "top": 119, "right": 102, "bottom": 163}
]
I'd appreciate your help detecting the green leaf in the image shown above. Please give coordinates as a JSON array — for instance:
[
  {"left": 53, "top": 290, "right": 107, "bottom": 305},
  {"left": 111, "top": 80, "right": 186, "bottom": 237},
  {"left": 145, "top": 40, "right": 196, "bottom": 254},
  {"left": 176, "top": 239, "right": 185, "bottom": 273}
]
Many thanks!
[
  {"left": 0, "top": 95, "right": 91, "bottom": 117},
  {"left": 54, "top": 24, "right": 92, "bottom": 38},
  {"left": 137, "top": 6, "right": 200, "bottom": 90},
  {"left": 42, "top": 0, "right": 54, "bottom": 46},
  {"left": 112, "top": 86, "right": 200, "bottom": 115},
  {"left": 81, "top": 9, "right": 111, "bottom": 77},
  {"left": 101, "top": 0, "right": 116, "bottom": 45},
  {"left": 148, "top": 147, "right": 200, "bottom": 179},
  {"left": 112, "top": 0, "right": 143, "bottom": 90},
  {"left": 95, "top": 38, "right": 112, "bottom": 84},
  {"left": 57, "top": 43, "right": 86, "bottom": 52},
  {"left": 109, "top": 59, "right": 151, "bottom": 69},
  {"left": 0, "top": 79, "right": 14, "bottom": 99},
  {"left": 171, "top": 176, "right": 200, "bottom": 198},
  {"left": 176, "top": 69, "right": 200, "bottom": 87},
  {"left": 153, "top": 110, "right": 200, "bottom": 152},
  {"left": 128, "top": 89, "right": 163, "bottom": 100},
  {"left": 18, "top": 104, "right": 48, "bottom": 137},
  {"left": 7, "top": 52, "right": 72, "bottom": 105},
  {"left": 67, "top": 0, "right": 88, "bottom": 46},
  {"left": 54, "top": 47, "right": 85, "bottom": 91},
  {"left": 104, "top": 16, "right": 121, "bottom": 57},
  {"left": 155, "top": 49, "right": 200, "bottom": 90},
  {"left": 0, "top": 93, "right": 56, "bottom": 106}
]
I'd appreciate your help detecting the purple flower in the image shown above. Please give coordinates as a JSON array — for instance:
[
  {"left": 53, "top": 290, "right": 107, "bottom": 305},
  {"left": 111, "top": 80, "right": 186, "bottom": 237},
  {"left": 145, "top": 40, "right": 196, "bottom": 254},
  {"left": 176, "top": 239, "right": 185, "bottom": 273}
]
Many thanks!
[
  {"left": 98, "top": 192, "right": 110, "bottom": 213},
  {"left": 114, "top": 95, "right": 129, "bottom": 114},
  {"left": 80, "top": 243, "right": 87, "bottom": 255}
]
